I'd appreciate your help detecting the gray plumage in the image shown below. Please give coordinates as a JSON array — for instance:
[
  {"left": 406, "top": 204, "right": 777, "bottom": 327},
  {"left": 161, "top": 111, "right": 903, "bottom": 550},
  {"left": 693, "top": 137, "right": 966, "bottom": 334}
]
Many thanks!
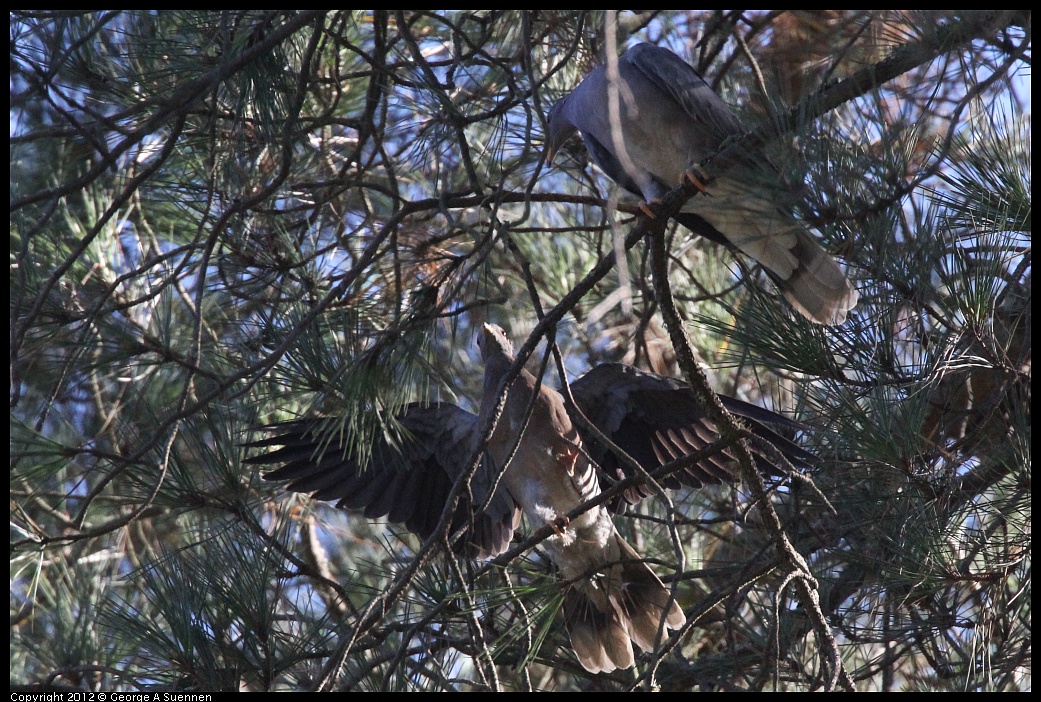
[
  {"left": 546, "top": 43, "right": 858, "bottom": 325},
  {"left": 247, "top": 324, "right": 817, "bottom": 672}
]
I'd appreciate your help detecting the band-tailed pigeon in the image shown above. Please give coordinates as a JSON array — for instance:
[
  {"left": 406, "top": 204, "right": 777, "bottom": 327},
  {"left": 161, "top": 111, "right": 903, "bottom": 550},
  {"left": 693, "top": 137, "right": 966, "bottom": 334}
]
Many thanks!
[
  {"left": 246, "top": 324, "right": 815, "bottom": 673},
  {"left": 546, "top": 43, "right": 858, "bottom": 325}
]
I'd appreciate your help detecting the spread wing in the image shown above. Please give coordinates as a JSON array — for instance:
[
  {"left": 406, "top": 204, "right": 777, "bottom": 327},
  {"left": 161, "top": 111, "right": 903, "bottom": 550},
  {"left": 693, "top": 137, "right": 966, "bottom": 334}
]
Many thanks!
[
  {"left": 570, "top": 363, "right": 817, "bottom": 507},
  {"left": 245, "top": 402, "right": 521, "bottom": 558}
]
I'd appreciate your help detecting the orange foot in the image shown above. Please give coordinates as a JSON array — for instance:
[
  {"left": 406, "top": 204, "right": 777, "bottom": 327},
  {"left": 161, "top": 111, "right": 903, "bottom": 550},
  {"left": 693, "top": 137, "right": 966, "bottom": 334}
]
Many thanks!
[
  {"left": 682, "top": 168, "right": 710, "bottom": 194},
  {"left": 552, "top": 515, "right": 571, "bottom": 535},
  {"left": 638, "top": 199, "right": 662, "bottom": 219}
]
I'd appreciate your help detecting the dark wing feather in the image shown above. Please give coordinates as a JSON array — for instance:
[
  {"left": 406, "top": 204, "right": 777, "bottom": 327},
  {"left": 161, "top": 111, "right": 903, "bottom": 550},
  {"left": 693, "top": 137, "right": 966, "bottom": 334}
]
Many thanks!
[
  {"left": 624, "top": 43, "right": 746, "bottom": 144},
  {"left": 571, "top": 363, "right": 816, "bottom": 507},
  {"left": 245, "top": 403, "right": 521, "bottom": 557}
]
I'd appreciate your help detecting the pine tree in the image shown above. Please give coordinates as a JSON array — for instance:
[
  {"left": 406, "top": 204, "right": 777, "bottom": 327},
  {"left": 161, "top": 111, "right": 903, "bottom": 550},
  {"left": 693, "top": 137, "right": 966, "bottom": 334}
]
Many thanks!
[{"left": 11, "top": 10, "right": 1030, "bottom": 691}]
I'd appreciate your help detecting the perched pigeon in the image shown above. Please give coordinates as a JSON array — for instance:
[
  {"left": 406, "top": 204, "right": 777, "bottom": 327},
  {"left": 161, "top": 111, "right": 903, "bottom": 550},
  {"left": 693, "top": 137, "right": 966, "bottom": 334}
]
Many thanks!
[
  {"left": 547, "top": 43, "right": 858, "bottom": 325},
  {"left": 247, "top": 324, "right": 815, "bottom": 672}
]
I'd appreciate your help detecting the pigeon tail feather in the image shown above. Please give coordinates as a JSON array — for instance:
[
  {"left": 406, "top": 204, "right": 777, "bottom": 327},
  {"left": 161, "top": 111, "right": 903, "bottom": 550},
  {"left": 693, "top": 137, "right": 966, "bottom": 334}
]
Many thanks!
[{"left": 563, "top": 533, "right": 684, "bottom": 673}]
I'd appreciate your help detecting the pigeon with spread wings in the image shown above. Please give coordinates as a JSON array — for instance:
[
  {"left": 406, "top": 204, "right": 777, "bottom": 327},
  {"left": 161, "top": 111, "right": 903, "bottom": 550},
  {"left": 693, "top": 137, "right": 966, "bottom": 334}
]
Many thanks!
[
  {"left": 246, "top": 324, "right": 814, "bottom": 672},
  {"left": 546, "top": 43, "right": 858, "bottom": 325}
]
